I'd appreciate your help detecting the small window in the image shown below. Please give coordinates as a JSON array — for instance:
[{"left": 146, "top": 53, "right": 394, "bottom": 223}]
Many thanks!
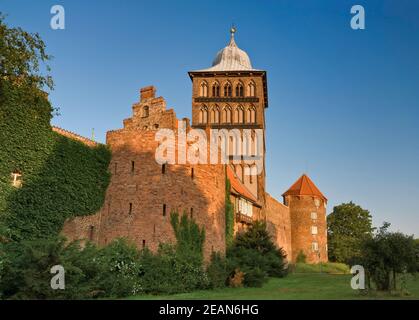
[
  {"left": 88, "top": 226, "right": 94, "bottom": 241},
  {"left": 11, "top": 171, "right": 22, "bottom": 188},
  {"left": 311, "top": 226, "right": 318, "bottom": 235},
  {"left": 142, "top": 240, "right": 146, "bottom": 249},
  {"left": 163, "top": 204, "right": 167, "bottom": 216},
  {"left": 154, "top": 124, "right": 159, "bottom": 129},
  {"left": 162, "top": 163, "right": 166, "bottom": 174},
  {"left": 190, "top": 208, "right": 193, "bottom": 219},
  {"left": 311, "top": 212, "right": 317, "bottom": 220},
  {"left": 191, "top": 167, "right": 194, "bottom": 179},
  {"left": 312, "top": 242, "right": 319, "bottom": 252},
  {"left": 131, "top": 161, "right": 135, "bottom": 173},
  {"left": 129, "top": 203, "right": 133, "bottom": 214},
  {"left": 142, "top": 106, "right": 149, "bottom": 117}
]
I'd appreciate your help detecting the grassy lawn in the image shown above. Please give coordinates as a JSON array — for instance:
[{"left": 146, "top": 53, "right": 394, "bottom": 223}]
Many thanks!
[{"left": 128, "top": 273, "right": 419, "bottom": 300}]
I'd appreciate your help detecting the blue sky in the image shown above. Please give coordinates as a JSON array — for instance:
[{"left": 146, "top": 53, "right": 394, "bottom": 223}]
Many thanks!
[{"left": 2, "top": 0, "right": 418, "bottom": 236}]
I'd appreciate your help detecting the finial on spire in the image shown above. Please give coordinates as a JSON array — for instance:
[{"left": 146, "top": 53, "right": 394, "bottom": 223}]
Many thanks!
[
  {"left": 230, "top": 23, "right": 237, "bottom": 36},
  {"left": 229, "top": 24, "right": 237, "bottom": 46}
]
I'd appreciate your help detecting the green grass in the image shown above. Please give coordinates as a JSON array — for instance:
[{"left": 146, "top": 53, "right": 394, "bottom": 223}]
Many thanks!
[
  {"left": 291, "top": 262, "right": 350, "bottom": 274},
  {"left": 128, "top": 273, "right": 419, "bottom": 300}
]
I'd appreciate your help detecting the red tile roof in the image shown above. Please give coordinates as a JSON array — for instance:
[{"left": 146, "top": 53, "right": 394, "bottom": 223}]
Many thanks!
[
  {"left": 282, "top": 174, "right": 327, "bottom": 201},
  {"left": 227, "top": 166, "right": 258, "bottom": 203}
]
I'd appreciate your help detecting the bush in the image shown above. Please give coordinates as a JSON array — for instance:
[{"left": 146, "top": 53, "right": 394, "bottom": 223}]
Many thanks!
[
  {"left": 95, "top": 239, "right": 142, "bottom": 297},
  {"left": 206, "top": 252, "right": 228, "bottom": 289},
  {"left": 227, "top": 221, "right": 287, "bottom": 287},
  {"left": 0, "top": 237, "right": 143, "bottom": 299},
  {"left": 138, "top": 243, "right": 208, "bottom": 294},
  {"left": 296, "top": 250, "right": 306, "bottom": 263},
  {"left": 229, "top": 268, "right": 245, "bottom": 288},
  {"left": 243, "top": 267, "right": 267, "bottom": 287},
  {"left": 136, "top": 211, "right": 208, "bottom": 295}
]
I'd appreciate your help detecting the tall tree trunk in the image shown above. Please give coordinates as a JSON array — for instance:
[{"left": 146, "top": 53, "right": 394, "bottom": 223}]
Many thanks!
[{"left": 393, "top": 269, "right": 397, "bottom": 290}]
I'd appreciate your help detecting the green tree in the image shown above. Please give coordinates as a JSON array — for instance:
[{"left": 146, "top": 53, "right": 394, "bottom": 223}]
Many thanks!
[
  {"left": 0, "top": 13, "right": 53, "bottom": 90},
  {"left": 327, "top": 202, "right": 374, "bottom": 263},
  {"left": 415, "top": 239, "right": 419, "bottom": 272},
  {"left": 361, "top": 223, "right": 417, "bottom": 291}
]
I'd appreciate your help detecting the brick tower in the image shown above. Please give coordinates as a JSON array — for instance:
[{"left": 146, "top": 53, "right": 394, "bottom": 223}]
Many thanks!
[
  {"left": 283, "top": 174, "right": 328, "bottom": 263},
  {"left": 188, "top": 27, "right": 268, "bottom": 217}
]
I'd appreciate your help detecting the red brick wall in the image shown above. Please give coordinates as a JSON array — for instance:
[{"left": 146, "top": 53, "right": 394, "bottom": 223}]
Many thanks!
[
  {"left": 265, "top": 193, "right": 292, "bottom": 261},
  {"left": 287, "top": 195, "right": 328, "bottom": 263},
  {"left": 62, "top": 88, "right": 226, "bottom": 260}
]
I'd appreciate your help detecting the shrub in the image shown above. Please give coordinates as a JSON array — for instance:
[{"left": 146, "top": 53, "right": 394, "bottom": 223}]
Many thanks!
[
  {"left": 229, "top": 268, "right": 245, "bottom": 288},
  {"left": 138, "top": 243, "right": 208, "bottom": 294},
  {"left": 137, "top": 211, "right": 208, "bottom": 294},
  {"left": 206, "top": 252, "right": 228, "bottom": 289},
  {"left": 296, "top": 250, "right": 306, "bottom": 263},
  {"left": 95, "top": 239, "right": 142, "bottom": 297},
  {"left": 227, "top": 221, "right": 287, "bottom": 287},
  {"left": 243, "top": 267, "right": 267, "bottom": 287},
  {"left": 0, "top": 237, "right": 143, "bottom": 299}
]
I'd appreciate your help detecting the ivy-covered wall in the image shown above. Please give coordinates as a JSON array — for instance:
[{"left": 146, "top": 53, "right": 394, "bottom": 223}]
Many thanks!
[
  {"left": 225, "top": 178, "right": 234, "bottom": 248},
  {"left": 0, "top": 80, "right": 111, "bottom": 241}
]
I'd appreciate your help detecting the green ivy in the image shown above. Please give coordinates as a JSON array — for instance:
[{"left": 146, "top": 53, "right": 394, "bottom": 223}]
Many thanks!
[
  {"left": 0, "top": 79, "right": 111, "bottom": 241},
  {"left": 225, "top": 178, "right": 234, "bottom": 248}
]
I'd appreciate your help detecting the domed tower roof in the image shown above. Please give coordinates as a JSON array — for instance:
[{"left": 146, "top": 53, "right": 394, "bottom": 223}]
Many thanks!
[
  {"left": 196, "top": 27, "right": 260, "bottom": 72},
  {"left": 282, "top": 174, "right": 327, "bottom": 201}
]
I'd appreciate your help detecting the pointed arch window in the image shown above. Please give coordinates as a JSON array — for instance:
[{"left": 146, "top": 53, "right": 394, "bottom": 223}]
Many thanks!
[
  {"left": 247, "top": 106, "right": 256, "bottom": 123},
  {"left": 212, "top": 82, "right": 220, "bottom": 97},
  {"left": 199, "top": 105, "right": 208, "bottom": 124},
  {"left": 235, "top": 105, "right": 244, "bottom": 123},
  {"left": 235, "top": 82, "right": 244, "bottom": 97},
  {"left": 210, "top": 106, "right": 220, "bottom": 124},
  {"left": 199, "top": 81, "right": 208, "bottom": 97},
  {"left": 224, "top": 82, "right": 232, "bottom": 97},
  {"left": 248, "top": 81, "right": 256, "bottom": 97},
  {"left": 223, "top": 105, "right": 232, "bottom": 123}
]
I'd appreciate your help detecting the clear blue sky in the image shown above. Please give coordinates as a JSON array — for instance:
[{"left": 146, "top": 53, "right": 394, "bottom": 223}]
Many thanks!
[{"left": 2, "top": 0, "right": 418, "bottom": 236}]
